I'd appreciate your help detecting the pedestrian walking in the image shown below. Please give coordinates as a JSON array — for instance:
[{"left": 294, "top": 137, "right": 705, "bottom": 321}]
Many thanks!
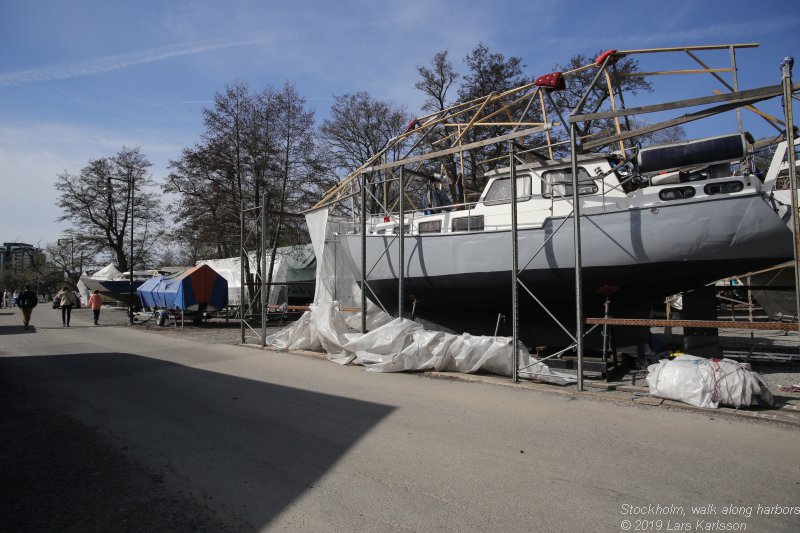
[
  {"left": 17, "top": 285, "right": 38, "bottom": 330},
  {"left": 55, "top": 285, "right": 77, "bottom": 327},
  {"left": 12, "top": 288, "right": 20, "bottom": 307},
  {"left": 88, "top": 289, "right": 103, "bottom": 325},
  {"left": 1, "top": 288, "right": 8, "bottom": 308}
]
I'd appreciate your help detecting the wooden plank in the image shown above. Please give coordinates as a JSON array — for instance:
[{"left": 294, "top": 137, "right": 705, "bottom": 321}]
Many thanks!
[
  {"left": 711, "top": 89, "right": 785, "bottom": 129},
  {"left": 623, "top": 68, "right": 732, "bottom": 77},
  {"left": 364, "top": 125, "right": 550, "bottom": 173},
  {"left": 569, "top": 83, "right": 789, "bottom": 123},
  {"left": 444, "top": 122, "right": 547, "bottom": 127},
  {"left": 580, "top": 94, "right": 779, "bottom": 150},
  {"left": 634, "top": 396, "right": 664, "bottom": 406},
  {"left": 617, "top": 43, "right": 759, "bottom": 55},
  {"left": 586, "top": 317, "right": 798, "bottom": 331}
]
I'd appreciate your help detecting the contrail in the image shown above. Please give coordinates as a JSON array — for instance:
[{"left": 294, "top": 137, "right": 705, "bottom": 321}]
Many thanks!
[{"left": 0, "top": 36, "right": 278, "bottom": 87}]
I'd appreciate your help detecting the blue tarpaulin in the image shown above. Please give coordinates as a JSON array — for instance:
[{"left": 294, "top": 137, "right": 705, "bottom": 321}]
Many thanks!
[{"left": 137, "top": 264, "right": 228, "bottom": 312}]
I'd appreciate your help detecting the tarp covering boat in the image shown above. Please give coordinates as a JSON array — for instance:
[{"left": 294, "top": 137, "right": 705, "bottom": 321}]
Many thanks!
[
  {"left": 137, "top": 264, "right": 228, "bottom": 312},
  {"left": 91, "top": 263, "right": 123, "bottom": 280},
  {"left": 79, "top": 263, "right": 144, "bottom": 306}
]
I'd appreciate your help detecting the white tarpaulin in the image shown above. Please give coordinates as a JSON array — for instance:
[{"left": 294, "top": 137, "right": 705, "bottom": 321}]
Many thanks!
[
  {"left": 198, "top": 253, "right": 287, "bottom": 307},
  {"left": 292, "top": 209, "right": 575, "bottom": 382},
  {"left": 646, "top": 354, "right": 773, "bottom": 409},
  {"left": 266, "top": 302, "right": 576, "bottom": 384},
  {"left": 92, "top": 263, "right": 123, "bottom": 280},
  {"left": 75, "top": 273, "right": 91, "bottom": 306}
]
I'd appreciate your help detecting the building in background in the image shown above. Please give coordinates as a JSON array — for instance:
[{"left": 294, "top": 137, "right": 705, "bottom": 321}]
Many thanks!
[{"left": 0, "top": 242, "right": 44, "bottom": 277}]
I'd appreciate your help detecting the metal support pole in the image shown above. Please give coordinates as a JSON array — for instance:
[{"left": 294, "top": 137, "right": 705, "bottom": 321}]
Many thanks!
[
  {"left": 570, "top": 124, "right": 585, "bottom": 391},
  {"left": 261, "top": 193, "right": 267, "bottom": 347},
  {"left": 129, "top": 176, "right": 134, "bottom": 325},
  {"left": 361, "top": 174, "right": 368, "bottom": 334},
  {"left": 240, "top": 195, "right": 245, "bottom": 344},
  {"left": 398, "top": 166, "right": 405, "bottom": 319},
  {"left": 781, "top": 57, "right": 800, "bottom": 350},
  {"left": 602, "top": 295, "right": 610, "bottom": 365},
  {"left": 509, "top": 142, "right": 519, "bottom": 383}
]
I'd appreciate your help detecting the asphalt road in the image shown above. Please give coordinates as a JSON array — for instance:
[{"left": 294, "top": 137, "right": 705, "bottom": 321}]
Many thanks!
[{"left": 1, "top": 306, "right": 799, "bottom": 532}]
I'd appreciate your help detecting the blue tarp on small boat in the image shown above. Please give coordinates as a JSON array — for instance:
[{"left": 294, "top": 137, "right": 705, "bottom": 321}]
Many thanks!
[{"left": 137, "top": 264, "right": 228, "bottom": 312}]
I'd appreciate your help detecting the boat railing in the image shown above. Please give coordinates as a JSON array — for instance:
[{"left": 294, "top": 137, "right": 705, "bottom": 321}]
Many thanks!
[{"left": 365, "top": 198, "right": 482, "bottom": 234}]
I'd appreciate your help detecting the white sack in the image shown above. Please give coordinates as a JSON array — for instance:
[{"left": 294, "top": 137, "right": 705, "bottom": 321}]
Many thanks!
[{"left": 647, "top": 354, "right": 773, "bottom": 409}]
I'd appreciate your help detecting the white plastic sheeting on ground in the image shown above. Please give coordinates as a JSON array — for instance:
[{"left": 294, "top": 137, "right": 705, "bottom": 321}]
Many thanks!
[
  {"left": 646, "top": 354, "right": 773, "bottom": 409},
  {"left": 266, "top": 302, "right": 576, "bottom": 384}
]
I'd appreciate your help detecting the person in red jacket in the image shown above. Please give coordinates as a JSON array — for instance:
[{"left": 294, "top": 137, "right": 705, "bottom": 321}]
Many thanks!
[{"left": 88, "top": 289, "right": 103, "bottom": 325}]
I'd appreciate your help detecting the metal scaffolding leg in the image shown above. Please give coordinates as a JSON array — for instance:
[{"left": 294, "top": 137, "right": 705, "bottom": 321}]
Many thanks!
[
  {"left": 361, "top": 173, "right": 368, "bottom": 334},
  {"left": 570, "top": 124, "right": 585, "bottom": 391},
  {"left": 261, "top": 194, "right": 267, "bottom": 347},
  {"left": 240, "top": 195, "right": 245, "bottom": 345},
  {"left": 398, "top": 166, "right": 405, "bottom": 319},
  {"left": 781, "top": 56, "right": 800, "bottom": 352},
  {"left": 509, "top": 143, "right": 519, "bottom": 383}
]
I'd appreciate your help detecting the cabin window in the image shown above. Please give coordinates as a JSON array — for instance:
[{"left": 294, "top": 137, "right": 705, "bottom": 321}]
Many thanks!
[
  {"left": 482, "top": 175, "right": 532, "bottom": 205},
  {"left": 703, "top": 180, "right": 744, "bottom": 195},
  {"left": 541, "top": 167, "right": 597, "bottom": 198},
  {"left": 451, "top": 215, "right": 485, "bottom": 232},
  {"left": 375, "top": 229, "right": 386, "bottom": 235},
  {"left": 392, "top": 225, "right": 410, "bottom": 235},
  {"left": 658, "top": 186, "right": 696, "bottom": 201},
  {"left": 418, "top": 220, "right": 442, "bottom": 234}
]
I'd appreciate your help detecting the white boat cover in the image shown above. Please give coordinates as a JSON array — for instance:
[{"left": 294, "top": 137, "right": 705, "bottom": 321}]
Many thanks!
[
  {"left": 266, "top": 302, "right": 576, "bottom": 384},
  {"left": 91, "top": 263, "right": 123, "bottom": 280},
  {"left": 646, "top": 354, "right": 773, "bottom": 409},
  {"left": 75, "top": 273, "right": 91, "bottom": 306},
  {"left": 197, "top": 253, "right": 287, "bottom": 307}
]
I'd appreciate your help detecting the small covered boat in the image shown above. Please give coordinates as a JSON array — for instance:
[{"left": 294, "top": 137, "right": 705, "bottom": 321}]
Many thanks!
[{"left": 137, "top": 264, "right": 228, "bottom": 323}]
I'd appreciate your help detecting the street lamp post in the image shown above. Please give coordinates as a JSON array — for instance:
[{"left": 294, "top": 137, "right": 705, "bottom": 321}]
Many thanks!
[{"left": 106, "top": 174, "right": 135, "bottom": 325}]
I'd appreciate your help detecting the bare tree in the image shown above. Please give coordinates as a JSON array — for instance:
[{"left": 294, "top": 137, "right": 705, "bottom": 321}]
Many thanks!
[
  {"left": 164, "top": 143, "right": 241, "bottom": 259},
  {"left": 320, "top": 92, "right": 410, "bottom": 211},
  {"left": 264, "top": 83, "right": 322, "bottom": 302},
  {"left": 545, "top": 52, "right": 686, "bottom": 153},
  {"left": 416, "top": 51, "right": 459, "bottom": 114},
  {"left": 54, "top": 146, "right": 164, "bottom": 272}
]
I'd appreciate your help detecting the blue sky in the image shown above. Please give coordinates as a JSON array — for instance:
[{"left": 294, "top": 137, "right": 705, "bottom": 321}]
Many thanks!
[{"left": 1, "top": 0, "right": 798, "bottom": 247}]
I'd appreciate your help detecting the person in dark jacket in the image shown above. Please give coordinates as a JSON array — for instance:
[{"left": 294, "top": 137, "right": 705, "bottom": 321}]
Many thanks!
[{"left": 18, "top": 285, "right": 38, "bottom": 330}]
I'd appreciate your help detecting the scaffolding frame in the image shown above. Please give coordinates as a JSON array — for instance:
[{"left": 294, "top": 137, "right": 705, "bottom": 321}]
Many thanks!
[
  {"left": 240, "top": 194, "right": 268, "bottom": 347},
  {"left": 309, "top": 43, "right": 800, "bottom": 386}
]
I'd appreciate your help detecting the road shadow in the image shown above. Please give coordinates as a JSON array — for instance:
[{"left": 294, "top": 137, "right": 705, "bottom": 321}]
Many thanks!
[
  {"left": 0, "top": 352, "right": 395, "bottom": 529},
  {"left": 0, "top": 325, "right": 36, "bottom": 335}
]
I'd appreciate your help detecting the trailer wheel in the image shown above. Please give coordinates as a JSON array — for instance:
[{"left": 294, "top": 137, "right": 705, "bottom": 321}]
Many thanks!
[{"left": 156, "top": 312, "right": 165, "bottom": 327}]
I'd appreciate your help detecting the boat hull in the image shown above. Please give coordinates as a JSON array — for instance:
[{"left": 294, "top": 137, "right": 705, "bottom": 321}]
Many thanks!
[
  {"left": 341, "top": 194, "right": 793, "bottom": 347},
  {"left": 80, "top": 278, "right": 145, "bottom": 307}
]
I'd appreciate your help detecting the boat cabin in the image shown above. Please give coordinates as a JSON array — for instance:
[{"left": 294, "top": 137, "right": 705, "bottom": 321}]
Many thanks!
[{"left": 365, "top": 133, "right": 760, "bottom": 237}]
